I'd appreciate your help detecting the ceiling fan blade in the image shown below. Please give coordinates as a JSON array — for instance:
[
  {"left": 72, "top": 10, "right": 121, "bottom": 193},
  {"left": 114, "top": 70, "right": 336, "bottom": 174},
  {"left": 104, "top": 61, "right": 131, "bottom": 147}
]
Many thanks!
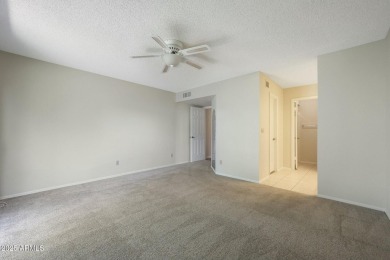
[
  {"left": 185, "top": 60, "right": 202, "bottom": 70},
  {"left": 152, "top": 35, "right": 169, "bottom": 49},
  {"left": 180, "top": 45, "right": 210, "bottom": 56},
  {"left": 131, "top": 55, "right": 160, "bottom": 58},
  {"left": 162, "top": 65, "right": 170, "bottom": 73}
]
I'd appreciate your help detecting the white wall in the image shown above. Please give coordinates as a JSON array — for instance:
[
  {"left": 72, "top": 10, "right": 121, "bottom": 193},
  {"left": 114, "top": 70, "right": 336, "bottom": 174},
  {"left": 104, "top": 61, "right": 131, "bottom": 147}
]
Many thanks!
[
  {"left": 176, "top": 73, "right": 260, "bottom": 183},
  {"left": 318, "top": 40, "right": 387, "bottom": 210},
  {"left": 0, "top": 51, "right": 186, "bottom": 198}
]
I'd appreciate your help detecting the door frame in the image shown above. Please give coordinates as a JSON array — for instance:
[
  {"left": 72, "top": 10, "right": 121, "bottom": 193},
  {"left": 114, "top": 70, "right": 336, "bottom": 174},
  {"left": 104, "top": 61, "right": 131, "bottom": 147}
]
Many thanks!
[
  {"left": 190, "top": 106, "right": 206, "bottom": 162},
  {"left": 269, "top": 93, "right": 278, "bottom": 173},
  {"left": 291, "top": 96, "right": 318, "bottom": 170}
]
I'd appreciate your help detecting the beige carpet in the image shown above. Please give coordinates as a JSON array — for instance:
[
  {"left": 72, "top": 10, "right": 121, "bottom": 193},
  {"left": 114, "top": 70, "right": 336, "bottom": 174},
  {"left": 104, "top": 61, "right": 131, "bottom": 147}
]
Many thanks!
[{"left": 1, "top": 160, "right": 390, "bottom": 259}]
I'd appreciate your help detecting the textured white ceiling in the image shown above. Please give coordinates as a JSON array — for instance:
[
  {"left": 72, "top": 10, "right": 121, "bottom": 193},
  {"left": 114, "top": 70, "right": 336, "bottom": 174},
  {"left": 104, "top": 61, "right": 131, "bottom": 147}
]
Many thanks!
[{"left": 0, "top": 0, "right": 389, "bottom": 92}]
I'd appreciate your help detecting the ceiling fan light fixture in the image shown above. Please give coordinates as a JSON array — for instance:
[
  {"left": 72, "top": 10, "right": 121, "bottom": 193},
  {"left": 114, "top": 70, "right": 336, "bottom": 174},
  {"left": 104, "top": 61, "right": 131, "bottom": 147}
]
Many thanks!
[{"left": 162, "top": 54, "right": 182, "bottom": 67}]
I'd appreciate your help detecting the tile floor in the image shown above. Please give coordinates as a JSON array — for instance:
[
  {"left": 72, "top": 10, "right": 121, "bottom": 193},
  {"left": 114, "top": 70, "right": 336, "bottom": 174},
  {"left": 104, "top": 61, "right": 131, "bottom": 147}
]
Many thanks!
[{"left": 262, "top": 163, "right": 317, "bottom": 195}]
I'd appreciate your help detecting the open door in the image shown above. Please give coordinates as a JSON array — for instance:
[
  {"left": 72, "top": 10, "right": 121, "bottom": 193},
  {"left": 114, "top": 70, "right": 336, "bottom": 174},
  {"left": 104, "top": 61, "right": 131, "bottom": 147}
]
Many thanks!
[{"left": 190, "top": 107, "right": 206, "bottom": 162}]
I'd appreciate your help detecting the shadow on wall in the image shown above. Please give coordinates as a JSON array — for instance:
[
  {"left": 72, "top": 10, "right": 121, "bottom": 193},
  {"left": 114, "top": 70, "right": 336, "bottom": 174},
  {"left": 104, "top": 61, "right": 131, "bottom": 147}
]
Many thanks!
[
  {"left": 0, "top": 1, "right": 10, "bottom": 197},
  {"left": 0, "top": 1, "right": 43, "bottom": 57},
  {"left": 0, "top": 1, "right": 11, "bottom": 40}
]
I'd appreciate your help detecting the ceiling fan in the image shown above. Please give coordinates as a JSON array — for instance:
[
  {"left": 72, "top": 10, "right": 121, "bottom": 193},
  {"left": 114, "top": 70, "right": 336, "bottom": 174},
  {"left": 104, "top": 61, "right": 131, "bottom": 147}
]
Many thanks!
[{"left": 132, "top": 35, "right": 211, "bottom": 73}]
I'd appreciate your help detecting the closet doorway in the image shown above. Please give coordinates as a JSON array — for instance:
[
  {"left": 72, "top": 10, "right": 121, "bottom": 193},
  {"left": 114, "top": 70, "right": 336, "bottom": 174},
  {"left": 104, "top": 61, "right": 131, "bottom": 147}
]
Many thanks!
[{"left": 292, "top": 97, "right": 318, "bottom": 170}]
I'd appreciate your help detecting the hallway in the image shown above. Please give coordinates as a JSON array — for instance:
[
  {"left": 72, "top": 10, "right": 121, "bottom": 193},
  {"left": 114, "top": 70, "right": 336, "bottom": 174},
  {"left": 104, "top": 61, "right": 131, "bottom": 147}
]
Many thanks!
[{"left": 262, "top": 163, "right": 317, "bottom": 196}]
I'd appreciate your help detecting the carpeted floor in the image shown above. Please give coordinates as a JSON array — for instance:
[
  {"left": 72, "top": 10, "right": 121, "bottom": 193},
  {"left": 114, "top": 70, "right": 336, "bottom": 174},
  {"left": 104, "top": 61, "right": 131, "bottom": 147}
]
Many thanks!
[{"left": 1, "top": 160, "right": 390, "bottom": 259}]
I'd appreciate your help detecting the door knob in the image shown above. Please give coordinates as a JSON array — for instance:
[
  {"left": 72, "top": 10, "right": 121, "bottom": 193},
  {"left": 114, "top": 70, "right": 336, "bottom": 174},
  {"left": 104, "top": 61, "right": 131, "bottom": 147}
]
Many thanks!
[
  {"left": 273, "top": 138, "right": 276, "bottom": 141},
  {"left": 191, "top": 136, "right": 195, "bottom": 139}
]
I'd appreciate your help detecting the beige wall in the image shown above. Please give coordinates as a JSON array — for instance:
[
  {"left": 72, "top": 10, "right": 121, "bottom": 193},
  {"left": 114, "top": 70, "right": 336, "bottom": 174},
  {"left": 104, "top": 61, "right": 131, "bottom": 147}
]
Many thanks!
[
  {"left": 205, "top": 108, "right": 212, "bottom": 158},
  {"left": 283, "top": 85, "right": 318, "bottom": 169},
  {"left": 0, "top": 51, "right": 188, "bottom": 198},
  {"left": 259, "top": 73, "right": 283, "bottom": 181}
]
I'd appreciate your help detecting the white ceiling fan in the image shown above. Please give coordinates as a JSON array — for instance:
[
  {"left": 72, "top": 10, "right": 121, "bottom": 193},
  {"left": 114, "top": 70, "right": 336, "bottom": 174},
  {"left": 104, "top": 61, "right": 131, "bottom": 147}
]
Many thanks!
[{"left": 132, "top": 35, "right": 211, "bottom": 73}]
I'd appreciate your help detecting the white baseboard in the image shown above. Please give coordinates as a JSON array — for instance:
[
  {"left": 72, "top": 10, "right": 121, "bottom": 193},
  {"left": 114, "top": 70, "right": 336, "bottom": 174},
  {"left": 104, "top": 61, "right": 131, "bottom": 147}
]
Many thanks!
[
  {"left": 214, "top": 171, "right": 259, "bottom": 184},
  {"left": 0, "top": 162, "right": 189, "bottom": 200},
  {"left": 175, "top": 161, "right": 190, "bottom": 165},
  {"left": 280, "top": 167, "right": 293, "bottom": 171},
  {"left": 317, "top": 194, "right": 385, "bottom": 212}
]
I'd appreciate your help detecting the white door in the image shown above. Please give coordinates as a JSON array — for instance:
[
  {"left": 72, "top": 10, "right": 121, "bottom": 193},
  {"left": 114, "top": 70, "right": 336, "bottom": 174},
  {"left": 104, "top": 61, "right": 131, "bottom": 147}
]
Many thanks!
[
  {"left": 293, "top": 101, "right": 299, "bottom": 170},
  {"left": 190, "top": 107, "right": 206, "bottom": 162},
  {"left": 269, "top": 95, "right": 277, "bottom": 173},
  {"left": 211, "top": 109, "right": 216, "bottom": 169}
]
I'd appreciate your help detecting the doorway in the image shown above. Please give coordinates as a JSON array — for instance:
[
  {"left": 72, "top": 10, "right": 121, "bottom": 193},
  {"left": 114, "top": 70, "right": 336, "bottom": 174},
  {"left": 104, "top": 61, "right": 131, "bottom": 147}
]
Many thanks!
[
  {"left": 189, "top": 106, "right": 213, "bottom": 163},
  {"left": 263, "top": 95, "right": 318, "bottom": 195},
  {"left": 183, "top": 96, "right": 215, "bottom": 165},
  {"left": 190, "top": 107, "right": 206, "bottom": 162},
  {"left": 291, "top": 97, "right": 318, "bottom": 170},
  {"left": 205, "top": 108, "right": 213, "bottom": 161}
]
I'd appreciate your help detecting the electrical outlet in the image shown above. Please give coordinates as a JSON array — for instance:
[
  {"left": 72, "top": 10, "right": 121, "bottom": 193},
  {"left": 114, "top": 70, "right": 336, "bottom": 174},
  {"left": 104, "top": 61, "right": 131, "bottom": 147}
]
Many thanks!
[
  {"left": 220, "top": 160, "right": 222, "bottom": 165},
  {"left": 116, "top": 160, "right": 119, "bottom": 166}
]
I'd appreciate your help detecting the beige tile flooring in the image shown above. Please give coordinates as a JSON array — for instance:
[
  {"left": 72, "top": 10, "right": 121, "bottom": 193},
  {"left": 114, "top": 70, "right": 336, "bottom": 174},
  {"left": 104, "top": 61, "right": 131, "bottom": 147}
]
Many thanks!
[{"left": 262, "top": 163, "right": 317, "bottom": 195}]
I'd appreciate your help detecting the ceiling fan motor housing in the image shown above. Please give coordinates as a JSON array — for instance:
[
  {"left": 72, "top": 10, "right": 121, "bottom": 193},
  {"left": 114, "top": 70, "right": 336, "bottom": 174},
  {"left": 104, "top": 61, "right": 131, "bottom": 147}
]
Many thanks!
[
  {"left": 162, "top": 40, "right": 184, "bottom": 66},
  {"left": 164, "top": 39, "right": 184, "bottom": 53}
]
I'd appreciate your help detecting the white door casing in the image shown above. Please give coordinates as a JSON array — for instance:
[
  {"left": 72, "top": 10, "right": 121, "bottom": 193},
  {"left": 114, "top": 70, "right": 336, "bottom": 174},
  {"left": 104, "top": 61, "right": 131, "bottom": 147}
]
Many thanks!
[{"left": 190, "top": 107, "right": 206, "bottom": 162}]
